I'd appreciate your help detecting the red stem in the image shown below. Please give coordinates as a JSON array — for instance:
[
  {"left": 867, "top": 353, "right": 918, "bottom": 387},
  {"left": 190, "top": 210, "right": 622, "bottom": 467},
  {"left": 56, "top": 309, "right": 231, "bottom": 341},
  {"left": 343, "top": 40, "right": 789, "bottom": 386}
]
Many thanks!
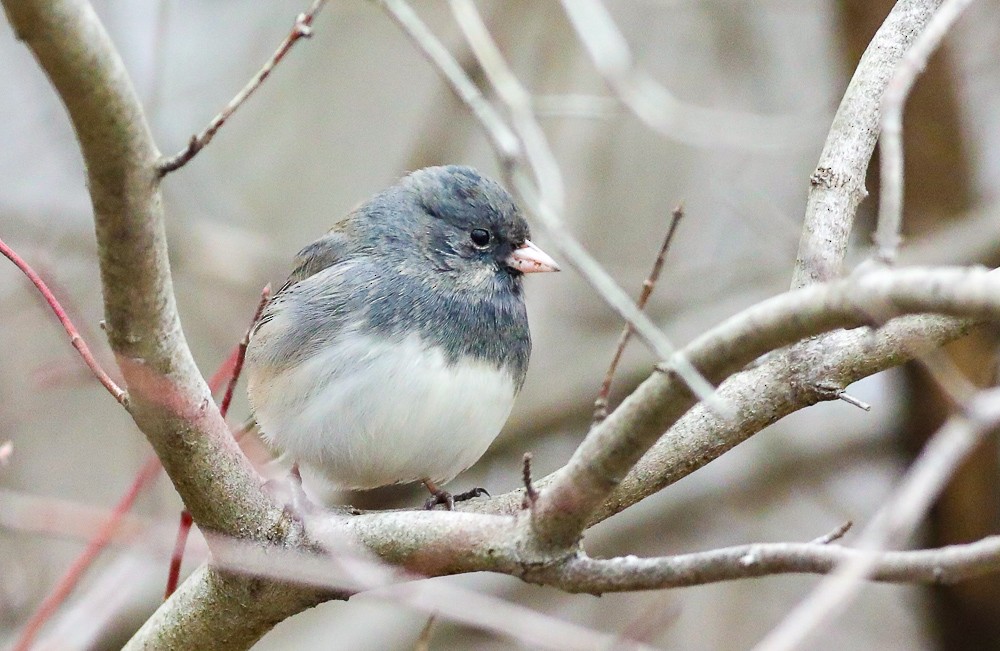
[
  {"left": 164, "top": 285, "right": 270, "bottom": 599},
  {"left": 12, "top": 457, "right": 162, "bottom": 651},
  {"left": 164, "top": 510, "right": 194, "bottom": 600},
  {"left": 0, "top": 236, "right": 127, "bottom": 406}
]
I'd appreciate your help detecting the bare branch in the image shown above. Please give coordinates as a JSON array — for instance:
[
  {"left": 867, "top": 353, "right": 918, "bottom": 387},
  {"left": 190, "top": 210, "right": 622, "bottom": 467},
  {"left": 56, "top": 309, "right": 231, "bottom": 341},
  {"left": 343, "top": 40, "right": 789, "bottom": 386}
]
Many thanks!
[
  {"left": 791, "top": 0, "right": 943, "bottom": 289},
  {"left": 0, "top": 235, "right": 126, "bottom": 405},
  {"left": 6, "top": 488, "right": 1000, "bottom": 595},
  {"left": 755, "top": 387, "right": 1000, "bottom": 651},
  {"left": 11, "top": 457, "right": 161, "bottom": 651},
  {"left": 157, "top": 0, "right": 329, "bottom": 175},
  {"left": 387, "top": 0, "right": 724, "bottom": 412},
  {"left": 594, "top": 205, "right": 684, "bottom": 424},
  {"left": 495, "top": 267, "right": 994, "bottom": 548},
  {"left": 875, "top": 0, "right": 977, "bottom": 263},
  {"left": 811, "top": 522, "right": 853, "bottom": 546},
  {"left": 584, "top": 314, "right": 970, "bottom": 524},
  {"left": 536, "top": 536, "right": 1000, "bottom": 593},
  {"left": 557, "top": 0, "right": 813, "bottom": 150}
]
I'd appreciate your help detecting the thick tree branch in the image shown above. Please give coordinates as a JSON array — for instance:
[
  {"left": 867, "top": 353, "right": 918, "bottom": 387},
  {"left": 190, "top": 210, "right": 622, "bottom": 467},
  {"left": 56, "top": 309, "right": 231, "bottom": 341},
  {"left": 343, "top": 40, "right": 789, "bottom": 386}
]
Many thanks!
[
  {"left": 526, "top": 267, "right": 996, "bottom": 550},
  {"left": 2, "top": 0, "right": 278, "bottom": 539},
  {"left": 791, "top": 0, "right": 943, "bottom": 289},
  {"left": 8, "top": 491, "right": 1000, "bottom": 598},
  {"left": 125, "top": 565, "right": 329, "bottom": 651},
  {"left": 594, "top": 314, "right": 972, "bottom": 523},
  {"left": 2, "top": 1, "right": 325, "bottom": 648}
]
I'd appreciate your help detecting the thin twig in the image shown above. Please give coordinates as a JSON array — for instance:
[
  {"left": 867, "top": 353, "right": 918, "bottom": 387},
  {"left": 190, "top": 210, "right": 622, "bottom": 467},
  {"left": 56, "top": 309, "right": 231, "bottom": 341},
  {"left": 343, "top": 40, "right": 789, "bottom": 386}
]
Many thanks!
[
  {"left": 219, "top": 285, "right": 271, "bottom": 417},
  {"left": 413, "top": 614, "right": 437, "bottom": 651},
  {"left": 156, "top": 0, "right": 329, "bottom": 175},
  {"left": 11, "top": 456, "right": 162, "bottom": 651},
  {"left": 0, "top": 236, "right": 127, "bottom": 406},
  {"left": 874, "top": 0, "right": 977, "bottom": 264},
  {"left": 164, "top": 510, "right": 194, "bottom": 600},
  {"left": 836, "top": 393, "right": 872, "bottom": 412},
  {"left": 386, "top": 0, "right": 724, "bottom": 414},
  {"left": 522, "top": 453, "right": 539, "bottom": 509},
  {"left": 593, "top": 205, "right": 683, "bottom": 424},
  {"left": 810, "top": 521, "right": 853, "bottom": 546}
]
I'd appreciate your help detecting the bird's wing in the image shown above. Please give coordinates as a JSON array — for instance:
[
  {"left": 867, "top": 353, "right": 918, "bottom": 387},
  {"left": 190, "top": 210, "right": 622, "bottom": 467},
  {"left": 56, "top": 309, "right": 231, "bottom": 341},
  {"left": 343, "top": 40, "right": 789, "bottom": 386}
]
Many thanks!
[
  {"left": 252, "top": 225, "right": 355, "bottom": 335},
  {"left": 284, "top": 226, "right": 355, "bottom": 288}
]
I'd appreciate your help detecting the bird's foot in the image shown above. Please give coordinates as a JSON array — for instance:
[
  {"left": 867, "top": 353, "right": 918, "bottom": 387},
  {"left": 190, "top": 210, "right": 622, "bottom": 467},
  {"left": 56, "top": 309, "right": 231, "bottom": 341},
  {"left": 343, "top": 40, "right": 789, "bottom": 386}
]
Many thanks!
[{"left": 422, "top": 480, "right": 490, "bottom": 510}]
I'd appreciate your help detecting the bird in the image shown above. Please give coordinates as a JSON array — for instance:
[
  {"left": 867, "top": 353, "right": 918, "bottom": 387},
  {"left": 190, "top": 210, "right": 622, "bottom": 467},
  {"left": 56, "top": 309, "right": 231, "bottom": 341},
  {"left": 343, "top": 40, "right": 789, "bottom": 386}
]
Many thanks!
[{"left": 245, "top": 165, "right": 559, "bottom": 509}]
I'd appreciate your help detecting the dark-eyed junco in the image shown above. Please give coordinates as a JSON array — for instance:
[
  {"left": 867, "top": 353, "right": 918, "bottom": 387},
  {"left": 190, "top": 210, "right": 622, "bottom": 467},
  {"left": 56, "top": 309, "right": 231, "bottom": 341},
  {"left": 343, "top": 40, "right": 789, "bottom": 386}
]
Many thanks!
[{"left": 245, "top": 166, "right": 558, "bottom": 508}]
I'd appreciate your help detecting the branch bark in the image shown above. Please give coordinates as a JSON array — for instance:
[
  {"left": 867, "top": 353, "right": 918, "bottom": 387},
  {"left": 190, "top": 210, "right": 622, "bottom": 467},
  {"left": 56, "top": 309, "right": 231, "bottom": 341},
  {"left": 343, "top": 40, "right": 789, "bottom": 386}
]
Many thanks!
[
  {"left": 2, "top": 1, "right": 327, "bottom": 648},
  {"left": 791, "top": 0, "right": 943, "bottom": 289},
  {"left": 6, "top": 1, "right": 999, "bottom": 649}
]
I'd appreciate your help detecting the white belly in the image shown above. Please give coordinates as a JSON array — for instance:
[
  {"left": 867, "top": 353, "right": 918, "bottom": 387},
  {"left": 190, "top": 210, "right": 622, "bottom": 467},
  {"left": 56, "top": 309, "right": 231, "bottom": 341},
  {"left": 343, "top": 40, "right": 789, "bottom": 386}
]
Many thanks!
[{"left": 247, "top": 334, "right": 516, "bottom": 489}]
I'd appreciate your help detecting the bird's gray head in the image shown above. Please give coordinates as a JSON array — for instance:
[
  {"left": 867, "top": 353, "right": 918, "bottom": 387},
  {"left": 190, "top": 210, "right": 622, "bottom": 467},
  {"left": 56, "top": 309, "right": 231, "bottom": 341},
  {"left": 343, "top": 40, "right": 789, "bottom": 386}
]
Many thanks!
[{"left": 358, "top": 166, "right": 547, "bottom": 293}]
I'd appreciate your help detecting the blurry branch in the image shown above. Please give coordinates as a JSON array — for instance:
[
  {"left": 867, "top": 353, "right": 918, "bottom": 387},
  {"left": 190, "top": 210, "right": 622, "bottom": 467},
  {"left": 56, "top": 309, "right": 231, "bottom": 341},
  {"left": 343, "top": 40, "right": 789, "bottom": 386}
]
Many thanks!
[
  {"left": 386, "top": 0, "right": 722, "bottom": 412},
  {"left": 0, "top": 235, "right": 126, "bottom": 405},
  {"left": 157, "top": 0, "right": 328, "bottom": 175},
  {"left": 379, "top": 0, "right": 521, "bottom": 163},
  {"left": 557, "top": 0, "right": 813, "bottom": 150},
  {"left": 7, "top": 0, "right": 1000, "bottom": 649},
  {"left": 593, "top": 205, "right": 683, "bottom": 424},
  {"left": 413, "top": 615, "right": 437, "bottom": 651},
  {"left": 902, "top": 202, "right": 1000, "bottom": 265},
  {"left": 11, "top": 458, "right": 161, "bottom": 651},
  {"left": 6, "top": 488, "right": 1000, "bottom": 640},
  {"left": 757, "top": 385, "right": 1000, "bottom": 651},
  {"left": 875, "top": 0, "right": 977, "bottom": 264},
  {"left": 791, "top": 0, "right": 943, "bottom": 289},
  {"left": 531, "top": 94, "right": 620, "bottom": 120}
]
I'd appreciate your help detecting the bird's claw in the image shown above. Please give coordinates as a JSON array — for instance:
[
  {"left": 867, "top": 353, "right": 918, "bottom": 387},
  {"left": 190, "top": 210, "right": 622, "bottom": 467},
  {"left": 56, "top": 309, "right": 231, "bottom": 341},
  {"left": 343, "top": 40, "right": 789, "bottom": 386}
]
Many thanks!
[{"left": 423, "top": 485, "right": 490, "bottom": 510}]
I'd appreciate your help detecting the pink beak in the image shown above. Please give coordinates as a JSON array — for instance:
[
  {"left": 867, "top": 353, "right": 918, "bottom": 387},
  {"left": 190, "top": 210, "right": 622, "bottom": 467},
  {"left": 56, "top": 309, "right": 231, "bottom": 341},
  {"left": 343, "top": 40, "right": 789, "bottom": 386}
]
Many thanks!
[{"left": 506, "top": 239, "right": 560, "bottom": 274}]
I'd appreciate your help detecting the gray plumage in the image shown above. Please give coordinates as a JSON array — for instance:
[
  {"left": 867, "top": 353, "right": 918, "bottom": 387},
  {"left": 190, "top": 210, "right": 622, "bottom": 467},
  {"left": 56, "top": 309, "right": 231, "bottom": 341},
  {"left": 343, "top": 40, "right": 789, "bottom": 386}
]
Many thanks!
[
  {"left": 244, "top": 166, "right": 554, "bottom": 491},
  {"left": 249, "top": 165, "right": 531, "bottom": 388}
]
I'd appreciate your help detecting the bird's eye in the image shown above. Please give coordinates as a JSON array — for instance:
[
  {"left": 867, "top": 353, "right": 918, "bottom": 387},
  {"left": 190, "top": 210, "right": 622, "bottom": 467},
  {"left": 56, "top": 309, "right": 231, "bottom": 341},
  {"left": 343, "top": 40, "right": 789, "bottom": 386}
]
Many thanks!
[{"left": 470, "top": 228, "right": 491, "bottom": 248}]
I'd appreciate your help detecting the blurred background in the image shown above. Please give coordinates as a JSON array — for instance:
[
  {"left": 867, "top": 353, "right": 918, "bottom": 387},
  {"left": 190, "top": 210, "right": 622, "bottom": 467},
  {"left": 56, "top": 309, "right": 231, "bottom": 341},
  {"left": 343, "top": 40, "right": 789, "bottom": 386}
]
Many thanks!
[{"left": 2, "top": 0, "right": 1000, "bottom": 649}]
